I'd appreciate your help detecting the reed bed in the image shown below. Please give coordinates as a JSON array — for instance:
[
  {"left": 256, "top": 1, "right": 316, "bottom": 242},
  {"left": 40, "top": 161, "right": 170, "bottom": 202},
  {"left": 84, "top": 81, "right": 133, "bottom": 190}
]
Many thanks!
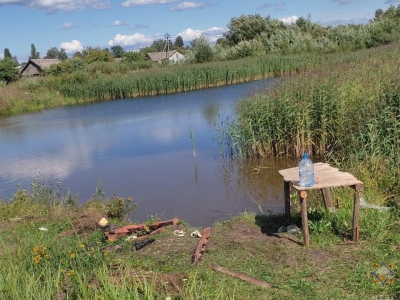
[
  {"left": 231, "top": 42, "right": 400, "bottom": 195},
  {"left": 56, "top": 52, "right": 347, "bottom": 101}
]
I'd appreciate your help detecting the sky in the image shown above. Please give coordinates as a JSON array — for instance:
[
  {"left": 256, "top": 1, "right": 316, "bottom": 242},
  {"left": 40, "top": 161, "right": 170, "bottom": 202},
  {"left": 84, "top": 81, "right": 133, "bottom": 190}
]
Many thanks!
[{"left": 0, "top": 0, "right": 399, "bottom": 62}]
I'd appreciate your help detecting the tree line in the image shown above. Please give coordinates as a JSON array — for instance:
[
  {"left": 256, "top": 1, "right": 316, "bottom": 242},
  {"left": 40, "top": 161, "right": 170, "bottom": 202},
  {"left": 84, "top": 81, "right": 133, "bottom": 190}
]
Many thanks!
[{"left": 1, "top": 5, "right": 400, "bottom": 84}]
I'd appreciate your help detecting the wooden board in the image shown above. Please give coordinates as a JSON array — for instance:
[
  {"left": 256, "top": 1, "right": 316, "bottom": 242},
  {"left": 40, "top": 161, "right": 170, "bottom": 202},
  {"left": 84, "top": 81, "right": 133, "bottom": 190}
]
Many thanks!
[{"left": 278, "top": 162, "right": 362, "bottom": 190}]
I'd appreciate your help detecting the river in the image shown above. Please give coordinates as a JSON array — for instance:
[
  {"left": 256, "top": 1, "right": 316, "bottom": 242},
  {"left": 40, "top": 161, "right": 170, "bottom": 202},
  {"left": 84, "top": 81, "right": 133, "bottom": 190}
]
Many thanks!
[{"left": 0, "top": 78, "right": 297, "bottom": 226}]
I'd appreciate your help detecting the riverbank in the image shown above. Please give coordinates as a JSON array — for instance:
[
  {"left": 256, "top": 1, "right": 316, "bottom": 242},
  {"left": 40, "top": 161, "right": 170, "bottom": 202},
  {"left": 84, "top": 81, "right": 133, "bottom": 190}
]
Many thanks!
[
  {"left": 0, "top": 191, "right": 398, "bottom": 299},
  {"left": 0, "top": 50, "right": 368, "bottom": 116}
]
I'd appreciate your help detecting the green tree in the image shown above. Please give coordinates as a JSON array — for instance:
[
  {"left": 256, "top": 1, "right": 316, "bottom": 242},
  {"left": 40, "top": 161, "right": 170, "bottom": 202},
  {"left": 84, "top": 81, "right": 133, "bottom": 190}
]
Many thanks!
[
  {"left": 374, "top": 8, "right": 384, "bottom": 21},
  {"left": 191, "top": 34, "right": 214, "bottom": 63},
  {"left": 4, "top": 48, "right": 12, "bottom": 60},
  {"left": 122, "top": 51, "right": 145, "bottom": 63},
  {"left": 111, "top": 45, "right": 125, "bottom": 58},
  {"left": 0, "top": 58, "right": 19, "bottom": 83},
  {"left": 174, "top": 36, "right": 184, "bottom": 48},
  {"left": 224, "top": 14, "right": 269, "bottom": 45},
  {"left": 150, "top": 39, "right": 171, "bottom": 52},
  {"left": 45, "top": 47, "right": 68, "bottom": 60},
  {"left": 84, "top": 48, "right": 114, "bottom": 63},
  {"left": 30, "top": 43, "right": 40, "bottom": 59}
]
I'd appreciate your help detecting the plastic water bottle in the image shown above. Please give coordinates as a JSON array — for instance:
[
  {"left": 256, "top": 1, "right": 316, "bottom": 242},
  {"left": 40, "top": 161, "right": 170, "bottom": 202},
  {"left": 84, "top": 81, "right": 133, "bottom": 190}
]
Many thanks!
[{"left": 299, "top": 152, "right": 315, "bottom": 187}]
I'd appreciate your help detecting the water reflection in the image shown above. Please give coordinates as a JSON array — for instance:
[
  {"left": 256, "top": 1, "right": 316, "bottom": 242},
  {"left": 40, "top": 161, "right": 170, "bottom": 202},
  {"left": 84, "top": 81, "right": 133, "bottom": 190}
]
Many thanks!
[{"left": 0, "top": 78, "right": 285, "bottom": 226}]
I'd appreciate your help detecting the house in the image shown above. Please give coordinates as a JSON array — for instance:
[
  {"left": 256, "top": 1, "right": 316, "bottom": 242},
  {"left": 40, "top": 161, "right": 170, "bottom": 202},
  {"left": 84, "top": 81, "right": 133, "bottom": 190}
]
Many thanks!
[
  {"left": 146, "top": 50, "right": 184, "bottom": 63},
  {"left": 20, "top": 59, "right": 61, "bottom": 76}
]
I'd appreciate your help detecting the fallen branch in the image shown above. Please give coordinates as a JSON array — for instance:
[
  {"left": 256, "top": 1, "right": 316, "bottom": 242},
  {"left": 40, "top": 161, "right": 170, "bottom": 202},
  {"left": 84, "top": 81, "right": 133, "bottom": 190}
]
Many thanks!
[
  {"left": 192, "top": 227, "right": 211, "bottom": 265},
  {"left": 210, "top": 263, "right": 271, "bottom": 289}
]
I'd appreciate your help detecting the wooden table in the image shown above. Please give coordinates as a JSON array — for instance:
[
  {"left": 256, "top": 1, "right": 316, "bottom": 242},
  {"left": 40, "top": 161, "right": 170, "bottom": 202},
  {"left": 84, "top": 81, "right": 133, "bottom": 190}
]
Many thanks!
[{"left": 278, "top": 162, "right": 363, "bottom": 246}]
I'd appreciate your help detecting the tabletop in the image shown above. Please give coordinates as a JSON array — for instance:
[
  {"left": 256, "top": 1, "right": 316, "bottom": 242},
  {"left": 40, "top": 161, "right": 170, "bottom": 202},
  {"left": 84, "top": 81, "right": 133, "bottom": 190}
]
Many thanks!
[{"left": 278, "top": 162, "right": 363, "bottom": 191}]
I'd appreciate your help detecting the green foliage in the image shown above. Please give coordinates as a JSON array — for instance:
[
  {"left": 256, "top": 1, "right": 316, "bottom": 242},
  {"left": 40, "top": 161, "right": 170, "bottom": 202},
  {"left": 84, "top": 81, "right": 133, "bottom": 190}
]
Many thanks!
[
  {"left": 0, "top": 58, "right": 19, "bottom": 84},
  {"left": 174, "top": 35, "right": 184, "bottom": 48},
  {"left": 30, "top": 43, "right": 40, "bottom": 59},
  {"left": 45, "top": 58, "right": 85, "bottom": 75},
  {"left": 110, "top": 45, "right": 125, "bottom": 58},
  {"left": 3, "top": 48, "right": 12, "bottom": 60},
  {"left": 45, "top": 47, "right": 67, "bottom": 60},
  {"left": 224, "top": 14, "right": 284, "bottom": 45},
  {"left": 122, "top": 51, "right": 145, "bottom": 63},
  {"left": 105, "top": 196, "right": 137, "bottom": 220},
  {"left": 150, "top": 38, "right": 168, "bottom": 52},
  {"left": 191, "top": 34, "right": 214, "bottom": 63},
  {"left": 83, "top": 48, "right": 114, "bottom": 64}
]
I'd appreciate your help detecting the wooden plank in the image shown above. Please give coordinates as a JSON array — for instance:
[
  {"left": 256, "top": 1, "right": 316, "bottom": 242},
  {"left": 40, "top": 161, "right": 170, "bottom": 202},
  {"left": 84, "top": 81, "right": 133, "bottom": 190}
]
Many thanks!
[
  {"left": 211, "top": 263, "right": 271, "bottom": 289},
  {"left": 192, "top": 227, "right": 211, "bottom": 265}
]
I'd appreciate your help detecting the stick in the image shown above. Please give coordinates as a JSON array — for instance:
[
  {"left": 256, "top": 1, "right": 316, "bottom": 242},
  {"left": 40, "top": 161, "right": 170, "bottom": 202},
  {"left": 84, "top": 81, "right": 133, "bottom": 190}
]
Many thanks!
[
  {"left": 210, "top": 263, "right": 271, "bottom": 289},
  {"left": 191, "top": 227, "right": 211, "bottom": 265}
]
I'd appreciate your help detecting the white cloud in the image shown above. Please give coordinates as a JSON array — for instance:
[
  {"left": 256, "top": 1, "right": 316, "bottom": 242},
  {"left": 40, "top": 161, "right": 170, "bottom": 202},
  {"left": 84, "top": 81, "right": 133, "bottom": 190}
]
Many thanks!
[
  {"left": 0, "top": 54, "right": 3, "bottom": 59},
  {"left": 121, "top": 0, "right": 179, "bottom": 7},
  {"left": 0, "top": 0, "right": 111, "bottom": 12},
  {"left": 178, "top": 26, "right": 225, "bottom": 43},
  {"left": 279, "top": 15, "right": 298, "bottom": 24},
  {"left": 178, "top": 28, "right": 203, "bottom": 41},
  {"left": 111, "top": 20, "right": 129, "bottom": 26},
  {"left": 171, "top": 1, "right": 205, "bottom": 11},
  {"left": 61, "top": 22, "right": 76, "bottom": 29},
  {"left": 108, "top": 33, "right": 148, "bottom": 47},
  {"left": 60, "top": 40, "right": 83, "bottom": 53}
]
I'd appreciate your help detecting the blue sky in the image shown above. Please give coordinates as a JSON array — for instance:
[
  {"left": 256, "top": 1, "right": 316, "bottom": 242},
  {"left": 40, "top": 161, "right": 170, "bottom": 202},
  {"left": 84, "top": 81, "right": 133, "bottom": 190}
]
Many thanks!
[{"left": 0, "top": 0, "right": 398, "bottom": 62}]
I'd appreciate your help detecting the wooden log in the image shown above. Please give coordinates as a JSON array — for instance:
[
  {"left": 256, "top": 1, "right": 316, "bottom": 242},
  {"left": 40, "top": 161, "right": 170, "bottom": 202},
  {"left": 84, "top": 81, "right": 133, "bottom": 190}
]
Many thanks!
[
  {"left": 192, "top": 227, "right": 211, "bottom": 265},
  {"left": 299, "top": 190, "right": 309, "bottom": 246},
  {"left": 149, "top": 218, "right": 179, "bottom": 230},
  {"left": 211, "top": 263, "right": 271, "bottom": 289}
]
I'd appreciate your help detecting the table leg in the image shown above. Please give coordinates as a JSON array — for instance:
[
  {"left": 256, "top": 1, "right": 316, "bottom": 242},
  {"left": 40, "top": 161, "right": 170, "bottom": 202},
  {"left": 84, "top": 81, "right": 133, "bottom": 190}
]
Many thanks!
[
  {"left": 322, "top": 188, "right": 334, "bottom": 210},
  {"left": 284, "top": 181, "right": 290, "bottom": 217},
  {"left": 299, "top": 190, "right": 309, "bottom": 246},
  {"left": 352, "top": 184, "right": 362, "bottom": 242}
]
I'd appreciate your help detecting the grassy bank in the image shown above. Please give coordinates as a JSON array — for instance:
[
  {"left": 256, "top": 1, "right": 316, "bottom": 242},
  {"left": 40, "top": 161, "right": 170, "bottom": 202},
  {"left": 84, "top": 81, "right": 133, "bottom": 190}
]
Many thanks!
[
  {"left": 229, "top": 42, "right": 400, "bottom": 197},
  {"left": 0, "top": 183, "right": 399, "bottom": 299},
  {"left": 0, "top": 50, "right": 373, "bottom": 116}
]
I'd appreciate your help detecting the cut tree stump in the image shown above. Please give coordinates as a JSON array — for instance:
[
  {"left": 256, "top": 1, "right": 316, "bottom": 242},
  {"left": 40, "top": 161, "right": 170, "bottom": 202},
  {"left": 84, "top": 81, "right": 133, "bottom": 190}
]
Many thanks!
[{"left": 191, "top": 227, "right": 211, "bottom": 265}]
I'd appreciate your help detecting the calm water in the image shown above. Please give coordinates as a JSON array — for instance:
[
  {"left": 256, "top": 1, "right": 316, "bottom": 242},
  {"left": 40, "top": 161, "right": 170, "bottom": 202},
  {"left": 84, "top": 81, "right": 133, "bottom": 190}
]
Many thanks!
[{"left": 0, "top": 79, "right": 297, "bottom": 226}]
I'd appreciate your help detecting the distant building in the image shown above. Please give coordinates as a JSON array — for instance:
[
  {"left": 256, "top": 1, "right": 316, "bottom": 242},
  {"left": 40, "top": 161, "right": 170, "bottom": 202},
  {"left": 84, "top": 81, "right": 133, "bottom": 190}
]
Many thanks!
[
  {"left": 146, "top": 50, "right": 184, "bottom": 63},
  {"left": 20, "top": 59, "right": 61, "bottom": 76}
]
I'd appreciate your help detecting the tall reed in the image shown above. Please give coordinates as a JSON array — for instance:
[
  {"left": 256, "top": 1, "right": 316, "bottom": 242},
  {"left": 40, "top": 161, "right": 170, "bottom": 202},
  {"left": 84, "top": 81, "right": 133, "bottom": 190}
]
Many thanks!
[{"left": 230, "top": 42, "right": 400, "bottom": 195}]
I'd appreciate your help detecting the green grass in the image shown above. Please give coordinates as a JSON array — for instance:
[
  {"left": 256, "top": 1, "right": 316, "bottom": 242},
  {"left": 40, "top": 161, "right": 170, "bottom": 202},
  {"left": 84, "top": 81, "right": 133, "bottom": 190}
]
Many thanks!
[{"left": 0, "top": 183, "right": 399, "bottom": 299}]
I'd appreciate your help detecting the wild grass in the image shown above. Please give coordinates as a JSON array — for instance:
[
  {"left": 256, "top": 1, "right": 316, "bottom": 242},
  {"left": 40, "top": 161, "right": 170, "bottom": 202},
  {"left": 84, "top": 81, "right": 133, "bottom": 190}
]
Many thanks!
[
  {"left": 0, "top": 50, "right": 370, "bottom": 116},
  {"left": 230, "top": 42, "right": 400, "bottom": 196},
  {"left": 0, "top": 181, "right": 399, "bottom": 299}
]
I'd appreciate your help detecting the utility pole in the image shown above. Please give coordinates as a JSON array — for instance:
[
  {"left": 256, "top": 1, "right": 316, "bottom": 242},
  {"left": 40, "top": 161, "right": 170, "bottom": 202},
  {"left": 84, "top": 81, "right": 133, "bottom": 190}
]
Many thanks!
[{"left": 164, "top": 33, "right": 171, "bottom": 61}]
